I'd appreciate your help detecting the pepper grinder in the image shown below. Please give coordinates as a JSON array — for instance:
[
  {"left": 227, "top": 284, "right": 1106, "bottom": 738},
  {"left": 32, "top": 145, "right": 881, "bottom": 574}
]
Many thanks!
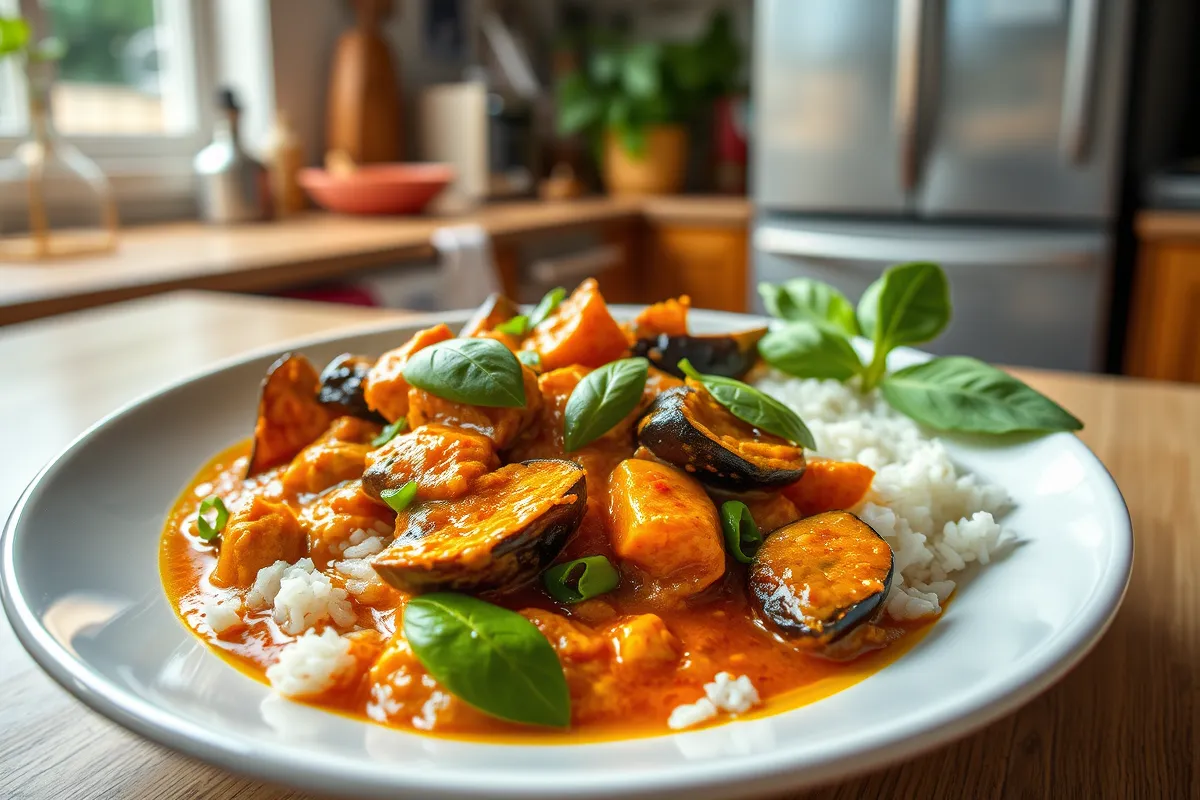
[{"left": 194, "top": 88, "right": 271, "bottom": 223}]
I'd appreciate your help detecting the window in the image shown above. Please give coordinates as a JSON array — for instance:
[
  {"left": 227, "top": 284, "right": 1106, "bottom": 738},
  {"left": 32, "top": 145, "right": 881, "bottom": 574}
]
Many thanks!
[{"left": 1, "top": 0, "right": 216, "bottom": 215}]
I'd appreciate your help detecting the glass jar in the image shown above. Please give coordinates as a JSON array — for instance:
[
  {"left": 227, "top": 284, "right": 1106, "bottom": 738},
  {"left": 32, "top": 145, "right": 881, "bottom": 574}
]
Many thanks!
[{"left": 0, "top": 70, "right": 119, "bottom": 260}]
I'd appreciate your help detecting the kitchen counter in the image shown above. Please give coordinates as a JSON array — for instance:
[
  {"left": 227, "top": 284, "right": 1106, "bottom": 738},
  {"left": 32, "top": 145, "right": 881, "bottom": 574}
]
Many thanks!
[
  {"left": 1136, "top": 208, "right": 1200, "bottom": 240},
  {"left": 0, "top": 195, "right": 751, "bottom": 326}
]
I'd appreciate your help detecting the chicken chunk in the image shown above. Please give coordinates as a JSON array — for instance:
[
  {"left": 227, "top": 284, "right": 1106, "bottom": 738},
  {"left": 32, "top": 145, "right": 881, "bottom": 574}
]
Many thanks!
[
  {"left": 523, "top": 279, "right": 629, "bottom": 370},
  {"left": 212, "top": 497, "right": 308, "bottom": 587},
  {"left": 280, "top": 416, "right": 380, "bottom": 497},
  {"left": 299, "top": 480, "right": 394, "bottom": 565},
  {"left": 363, "top": 324, "right": 455, "bottom": 423},
  {"left": 405, "top": 363, "right": 542, "bottom": 449},
  {"left": 781, "top": 458, "right": 875, "bottom": 517},
  {"left": 362, "top": 423, "right": 499, "bottom": 502}
]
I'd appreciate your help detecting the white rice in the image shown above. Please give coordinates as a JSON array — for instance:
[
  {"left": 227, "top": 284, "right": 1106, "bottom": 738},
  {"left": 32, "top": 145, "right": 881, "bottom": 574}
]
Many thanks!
[
  {"left": 329, "top": 525, "right": 392, "bottom": 558},
  {"left": 668, "top": 672, "right": 762, "bottom": 730},
  {"left": 753, "top": 373, "right": 1014, "bottom": 620},
  {"left": 201, "top": 594, "right": 243, "bottom": 635},
  {"left": 332, "top": 534, "right": 392, "bottom": 604},
  {"left": 246, "top": 557, "right": 357, "bottom": 634},
  {"left": 266, "top": 628, "right": 357, "bottom": 698}
]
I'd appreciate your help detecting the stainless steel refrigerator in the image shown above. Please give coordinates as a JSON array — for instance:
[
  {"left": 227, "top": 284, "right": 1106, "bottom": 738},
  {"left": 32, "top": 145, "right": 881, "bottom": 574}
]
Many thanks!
[{"left": 751, "top": 0, "right": 1133, "bottom": 371}]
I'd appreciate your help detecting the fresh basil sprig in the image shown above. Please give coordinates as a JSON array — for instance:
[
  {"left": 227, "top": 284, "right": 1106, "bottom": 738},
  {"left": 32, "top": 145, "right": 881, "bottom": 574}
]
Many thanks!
[
  {"left": 196, "top": 495, "right": 228, "bottom": 541},
  {"left": 678, "top": 358, "right": 816, "bottom": 449},
  {"left": 543, "top": 556, "right": 620, "bottom": 603},
  {"left": 403, "top": 593, "right": 570, "bottom": 728},
  {"left": 517, "top": 350, "right": 542, "bottom": 370},
  {"left": 380, "top": 480, "right": 419, "bottom": 513},
  {"left": 563, "top": 357, "right": 648, "bottom": 451},
  {"left": 371, "top": 418, "right": 407, "bottom": 447},
  {"left": 757, "top": 262, "right": 1083, "bottom": 435},
  {"left": 495, "top": 315, "right": 529, "bottom": 336},
  {"left": 403, "top": 338, "right": 526, "bottom": 408},
  {"left": 719, "top": 501, "right": 762, "bottom": 564},
  {"left": 529, "top": 286, "right": 567, "bottom": 329},
  {"left": 882, "top": 357, "right": 1082, "bottom": 434}
]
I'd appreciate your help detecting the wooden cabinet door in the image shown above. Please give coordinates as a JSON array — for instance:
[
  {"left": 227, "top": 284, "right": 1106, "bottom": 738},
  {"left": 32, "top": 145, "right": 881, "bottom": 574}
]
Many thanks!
[
  {"left": 648, "top": 224, "right": 749, "bottom": 312},
  {"left": 1126, "top": 241, "right": 1200, "bottom": 382}
]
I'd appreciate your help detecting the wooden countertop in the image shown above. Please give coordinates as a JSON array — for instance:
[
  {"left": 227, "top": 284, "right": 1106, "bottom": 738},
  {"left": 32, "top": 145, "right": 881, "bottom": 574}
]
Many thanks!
[
  {"left": 1, "top": 292, "right": 1195, "bottom": 799},
  {"left": 0, "top": 195, "right": 751, "bottom": 326}
]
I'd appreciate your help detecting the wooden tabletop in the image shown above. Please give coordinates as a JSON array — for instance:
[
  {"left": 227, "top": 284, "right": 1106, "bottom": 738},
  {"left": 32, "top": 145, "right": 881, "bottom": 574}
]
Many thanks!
[
  {"left": 0, "top": 196, "right": 751, "bottom": 327},
  {"left": 1, "top": 293, "right": 1196, "bottom": 799}
]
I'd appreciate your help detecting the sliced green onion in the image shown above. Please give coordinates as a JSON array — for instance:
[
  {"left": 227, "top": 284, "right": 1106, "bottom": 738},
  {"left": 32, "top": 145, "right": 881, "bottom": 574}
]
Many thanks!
[
  {"left": 529, "top": 286, "right": 566, "bottom": 328},
  {"left": 495, "top": 314, "right": 530, "bottom": 336},
  {"left": 542, "top": 555, "right": 620, "bottom": 604},
  {"left": 196, "top": 495, "right": 229, "bottom": 542},
  {"left": 380, "top": 481, "right": 419, "bottom": 513},
  {"left": 372, "top": 418, "right": 408, "bottom": 447},
  {"left": 720, "top": 501, "right": 762, "bottom": 564},
  {"left": 517, "top": 350, "right": 542, "bottom": 370}
]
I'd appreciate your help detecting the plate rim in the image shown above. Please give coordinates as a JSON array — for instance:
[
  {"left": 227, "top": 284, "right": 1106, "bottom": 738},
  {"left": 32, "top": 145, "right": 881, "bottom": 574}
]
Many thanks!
[{"left": 0, "top": 308, "right": 1134, "bottom": 799}]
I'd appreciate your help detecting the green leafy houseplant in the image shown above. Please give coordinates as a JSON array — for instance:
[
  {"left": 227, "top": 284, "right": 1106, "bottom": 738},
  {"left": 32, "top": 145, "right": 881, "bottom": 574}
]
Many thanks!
[
  {"left": 758, "top": 263, "right": 1083, "bottom": 435},
  {"left": 0, "top": 16, "right": 64, "bottom": 67},
  {"left": 555, "top": 11, "right": 742, "bottom": 158}
]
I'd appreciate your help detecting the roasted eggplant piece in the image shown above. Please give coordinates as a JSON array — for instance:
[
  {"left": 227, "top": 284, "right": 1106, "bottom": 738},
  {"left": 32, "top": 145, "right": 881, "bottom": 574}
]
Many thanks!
[
  {"left": 749, "top": 511, "right": 893, "bottom": 653},
  {"left": 631, "top": 327, "right": 767, "bottom": 380},
  {"left": 247, "top": 354, "right": 334, "bottom": 477},
  {"left": 637, "top": 385, "right": 806, "bottom": 492},
  {"left": 317, "top": 353, "right": 386, "bottom": 423},
  {"left": 460, "top": 292, "right": 521, "bottom": 337},
  {"left": 363, "top": 423, "right": 499, "bottom": 503},
  {"left": 371, "top": 459, "right": 586, "bottom": 594}
]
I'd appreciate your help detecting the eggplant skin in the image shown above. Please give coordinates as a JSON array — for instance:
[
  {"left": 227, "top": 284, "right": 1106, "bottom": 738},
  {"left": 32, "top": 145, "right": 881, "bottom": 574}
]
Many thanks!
[
  {"left": 372, "top": 460, "right": 587, "bottom": 595},
  {"left": 630, "top": 328, "right": 766, "bottom": 380},
  {"left": 749, "top": 511, "right": 894, "bottom": 649},
  {"left": 637, "top": 386, "right": 805, "bottom": 493},
  {"left": 317, "top": 353, "right": 386, "bottom": 423}
]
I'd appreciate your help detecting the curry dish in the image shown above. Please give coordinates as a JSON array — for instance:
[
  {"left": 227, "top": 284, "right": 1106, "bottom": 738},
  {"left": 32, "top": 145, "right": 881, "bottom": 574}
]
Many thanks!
[{"left": 161, "top": 279, "right": 928, "bottom": 739}]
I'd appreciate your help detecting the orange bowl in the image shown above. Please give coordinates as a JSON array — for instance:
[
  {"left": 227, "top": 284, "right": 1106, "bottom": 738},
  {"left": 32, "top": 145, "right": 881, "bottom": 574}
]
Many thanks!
[{"left": 298, "top": 163, "right": 453, "bottom": 215}]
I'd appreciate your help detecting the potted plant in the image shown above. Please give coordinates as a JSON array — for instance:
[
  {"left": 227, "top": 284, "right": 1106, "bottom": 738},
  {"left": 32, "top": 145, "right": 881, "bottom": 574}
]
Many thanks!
[{"left": 554, "top": 13, "right": 742, "bottom": 197}]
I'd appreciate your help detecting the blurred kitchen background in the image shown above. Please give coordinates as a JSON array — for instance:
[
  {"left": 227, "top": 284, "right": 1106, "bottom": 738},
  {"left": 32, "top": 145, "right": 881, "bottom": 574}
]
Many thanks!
[{"left": 1, "top": 0, "right": 1199, "bottom": 380}]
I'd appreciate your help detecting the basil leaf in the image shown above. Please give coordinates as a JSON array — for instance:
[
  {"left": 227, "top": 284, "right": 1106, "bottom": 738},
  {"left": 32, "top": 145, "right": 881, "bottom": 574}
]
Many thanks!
[
  {"left": 529, "top": 286, "right": 567, "bottom": 328},
  {"left": 495, "top": 315, "right": 529, "bottom": 336},
  {"left": 543, "top": 556, "right": 620, "bottom": 603},
  {"left": 758, "top": 322, "right": 863, "bottom": 381},
  {"left": 719, "top": 501, "right": 762, "bottom": 564},
  {"left": 517, "top": 350, "right": 542, "bottom": 370},
  {"left": 563, "top": 357, "right": 649, "bottom": 451},
  {"left": 403, "top": 338, "right": 526, "bottom": 408},
  {"left": 380, "top": 480, "right": 419, "bottom": 512},
  {"left": 403, "top": 593, "right": 570, "bottom": 728},
  {"left": 371, "top": 418, "right": 407, "bottom": 447},
  {"left": 758, "top": 279, "right": 860, "bottom": 337},
  {"left": 858, "top": 261, "right": 950, "bottom": 350},
  {"left": 196, "top": 495, "right": 228, "bottom": 542},
  {"left": 881, "top": 356, "right": 1083, "bottom": 434},
  {"left": 678, "top": 359, "right": 817, "bottom": 450}
]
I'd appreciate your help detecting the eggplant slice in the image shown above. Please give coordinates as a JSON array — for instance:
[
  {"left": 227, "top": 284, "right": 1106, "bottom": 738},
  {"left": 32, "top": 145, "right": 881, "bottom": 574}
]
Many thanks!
[
  {"left": 637, "top": 385, "right": 806, "bottom": 492},
  {"left": 317, "top": 353, "right": 386, "bottom": 423},
  {"left": 460, "top": 292, "right": 521, "bottom": 338},
  {"left": 630, "top": 328, "right": 766, "bottom": 380},
  {"left": 246, "top": 353, "right": 335, "bottom": 477},
  {"left": 371, "top": 459, "right": 586, "bottom": 594},
  {"left": 749, "top": 511, "right": 894, "bottom": 652}
]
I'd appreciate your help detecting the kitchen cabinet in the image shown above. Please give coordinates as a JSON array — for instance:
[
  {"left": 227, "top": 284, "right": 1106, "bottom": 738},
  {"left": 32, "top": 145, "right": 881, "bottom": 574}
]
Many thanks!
[
  {"left": 1126, "top": 213, "right": 1200, "bottom": 383},
  {"left": 642, "top": 222, "right": 749, "bottom": 312}
]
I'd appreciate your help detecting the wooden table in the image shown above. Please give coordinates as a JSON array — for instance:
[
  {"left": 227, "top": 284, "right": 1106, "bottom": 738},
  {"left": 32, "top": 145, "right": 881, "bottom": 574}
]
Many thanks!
[{"left": 1, "top": 293, "right": 1196, "bottom": 799}]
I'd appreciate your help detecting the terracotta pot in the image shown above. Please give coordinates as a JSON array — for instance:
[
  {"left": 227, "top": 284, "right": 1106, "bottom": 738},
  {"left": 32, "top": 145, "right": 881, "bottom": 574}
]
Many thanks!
[{"left": 603, "top": 125, "right": 688, "bottom": 196}]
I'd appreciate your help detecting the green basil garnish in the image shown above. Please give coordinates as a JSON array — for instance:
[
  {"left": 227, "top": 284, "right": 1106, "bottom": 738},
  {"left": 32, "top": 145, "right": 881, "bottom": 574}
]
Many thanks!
[
  {"left": 403, "top": 593, "right": 570, "bottom": 728},
  {"left": 495, "top": 315, "right": 529, "bottom": 336},
  {"left": 563, "top": 357, "right": 649, "bottom": 451},
  {"left": 678, "top": 358, "right": 816, "bottom": 450},
  {"left": 371, "top": 418, "right": 408, "bottom": 447},
  {"left": 529, "top": 286, "right": 567, "bottom": 328},
  {"left": 380, "top": 480, "right": 419, "bottom": 512},
  {"left": 858, "top": 262, "right": 950, "bottom": 390},
  {"left": 719, "top": 501, "right": 762, "bottom": 564},
  {"left": 759, "top": 279, "right": 860, "bottom": 337},
  {"left": 403, "top": 338, "right": 526, "bottom": 408},
  {"left": 543, "top": 556, "right": 620, "bottom": 603},
  {"left": 758, "top": 321, "right": 863, "bottom": 381},
  {"left": 196, "top": 495, "right": 228, "bottom": 541},
  {"left": 881, "top": 356, "right": 1083, "bottom": 434},
  {"left": 517, "top": 350, "right": 542, "bottom": 370}
]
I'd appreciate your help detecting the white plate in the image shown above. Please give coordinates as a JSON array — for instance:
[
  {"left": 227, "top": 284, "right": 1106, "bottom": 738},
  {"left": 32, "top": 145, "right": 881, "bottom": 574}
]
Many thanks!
[{"left": 1, "top": 309, "right": 1132, "bottom": 800}]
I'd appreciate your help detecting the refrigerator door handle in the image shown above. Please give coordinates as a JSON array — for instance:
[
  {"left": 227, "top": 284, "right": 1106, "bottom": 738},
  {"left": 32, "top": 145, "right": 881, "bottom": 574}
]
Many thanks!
[
  {"left": 1060, "top": 0, "right": 1102, "bottom": 165},
  {"left": 893, "top": 0, "right": 925, "bottom": 191},
  {"left": 755, "top": 226, "right": 1100, "bottom": 268}
]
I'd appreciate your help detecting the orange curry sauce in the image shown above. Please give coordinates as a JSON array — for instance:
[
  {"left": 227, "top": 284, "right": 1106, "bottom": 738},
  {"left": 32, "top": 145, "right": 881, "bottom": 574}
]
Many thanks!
[{"left": 161, "top": 442, "right": 933, "bottom": 743}]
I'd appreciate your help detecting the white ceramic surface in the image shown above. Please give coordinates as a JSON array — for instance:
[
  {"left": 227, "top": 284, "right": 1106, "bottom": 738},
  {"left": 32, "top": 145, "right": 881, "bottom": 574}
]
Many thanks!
[{"left": 1, "top": 309, "right": 1132, "bottom": 800}]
